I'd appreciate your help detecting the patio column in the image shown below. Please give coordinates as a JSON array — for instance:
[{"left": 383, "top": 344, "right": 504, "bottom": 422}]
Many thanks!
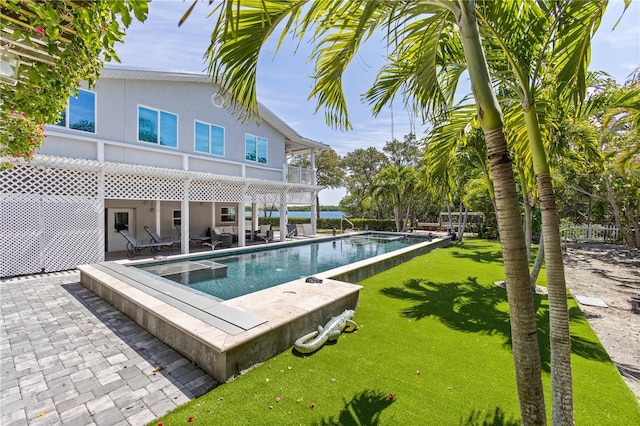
[
  {"left": 154, "top": 200, "right": 161, "bottom": 235},
  {"left": 181, "top": 178, "right": 190, "bottom": 253},
  {"left": 98, "top": 166, "right": 105, "bottom": 262},
  {"left": 279, "top": 190, "right": 287, "bottom": 242},
  {"left": 251, "top": 202, "right": 257, "bottom": 240},
  {"left": 238, "top": 198, "right": 246, "bottom": 247},
  {"left": 310, "top": 149, "right": 317, "bottom": 233}
]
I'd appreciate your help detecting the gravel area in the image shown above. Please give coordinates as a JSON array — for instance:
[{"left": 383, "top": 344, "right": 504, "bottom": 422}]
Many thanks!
[{"left": 563, "top": 242, "right": 640, "bottom": 401}]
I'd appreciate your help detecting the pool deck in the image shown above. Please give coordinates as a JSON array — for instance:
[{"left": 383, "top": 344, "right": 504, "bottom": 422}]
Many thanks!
[{"left": 0, "top": 271, "right": 217, "bottom": 425}]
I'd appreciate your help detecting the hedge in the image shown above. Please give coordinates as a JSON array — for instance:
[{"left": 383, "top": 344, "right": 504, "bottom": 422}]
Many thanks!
[{"left": 256, "top": 217, "right": 398, "bottom": 232}]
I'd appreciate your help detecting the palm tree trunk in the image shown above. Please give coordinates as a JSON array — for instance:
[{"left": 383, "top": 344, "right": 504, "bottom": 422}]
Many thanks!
[
  {"left": 518, "top": 168, "right": 533, "bottom": 260},
  {"left": 458, "top": 2, "right": 546, "bottom": 423},
  {"left": 524, "top": 103, "right": 573, "bottom": 425},
  {"left": 530, "top": 231, "right": 544, "bottom": 290}
]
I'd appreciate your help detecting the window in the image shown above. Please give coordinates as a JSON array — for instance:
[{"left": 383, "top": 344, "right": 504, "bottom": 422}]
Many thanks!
[
  {"left": 172, "top": 210, "right": 181, "bottom": 227},
  {"left": 138, "top": 106, "right": 178, "bottom": 147},
  {"left": 245, "top": 134, "right": 267, "bottom": 164},
  {"left": 195, "top": 121, "right": 225, "bottom": 156},
  {"left": 220, "top": 207, "right": 236, "bottom": 223},
  {"left": 54, "top": 89, "right": 96, "bottom": 133}
]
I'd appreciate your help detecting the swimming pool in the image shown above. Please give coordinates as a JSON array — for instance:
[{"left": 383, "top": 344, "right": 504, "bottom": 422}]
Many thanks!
[
  {"left": 78, "top": 232, "right": 451, "bottom": 382},
  {"left": 135, "top": 234, "right": 426, "bottom": 300}
]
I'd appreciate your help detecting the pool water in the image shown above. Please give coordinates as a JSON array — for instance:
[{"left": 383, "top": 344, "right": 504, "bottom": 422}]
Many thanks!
[{"left": 135, "top": 234, "right": 426, "bottom": 300}]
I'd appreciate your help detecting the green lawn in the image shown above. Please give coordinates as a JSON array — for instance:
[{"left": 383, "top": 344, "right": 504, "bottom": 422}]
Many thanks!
[{"left": 154, "top": 239, "right": 640, "bottom": 425}]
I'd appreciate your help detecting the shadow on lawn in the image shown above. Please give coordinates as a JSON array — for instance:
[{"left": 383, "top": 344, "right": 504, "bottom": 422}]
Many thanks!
[
  {"left": 311, "top": 389, "right": 394, "bottom": 426},
  {"left": 449, "top": 247, "right": 504, "bottom": 264},
  {"left": 380, "top": 278, "right": 611, "bottom": 371},
  {"left": 459, "top": 407, "right": 520, "bottom": 425}
]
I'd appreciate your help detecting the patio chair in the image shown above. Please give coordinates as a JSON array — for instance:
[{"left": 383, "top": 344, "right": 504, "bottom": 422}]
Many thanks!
[
  {"left": 211, "top": 227, "right": 233, "bottom": 247},
  {"left": 295, "top": 223, "right": 317, "bottom": 238},
  {"left": 286, "top": 224, "right": 298, "bottom": 240},
  {"left": 118, "top": 229, "right": 173, "bottom": 258},
  {"left": 144, "top": 226, "right": 180, "bottom": 247},
  {"left": 175, "top": 226, "right": 211, "bottom": 246},
  {"left": 256, "top": 224, "right": 273, "bottom": 243}
]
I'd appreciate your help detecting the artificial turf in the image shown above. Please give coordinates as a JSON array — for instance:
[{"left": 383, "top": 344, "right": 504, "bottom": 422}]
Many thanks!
[{"left": 153, "top": 239, "right": 640, "bottom": 425}]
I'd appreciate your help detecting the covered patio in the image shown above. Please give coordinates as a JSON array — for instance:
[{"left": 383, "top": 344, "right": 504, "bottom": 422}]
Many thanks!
[{"left": 0, "top": 155, "right": 321, "bottom": 277}]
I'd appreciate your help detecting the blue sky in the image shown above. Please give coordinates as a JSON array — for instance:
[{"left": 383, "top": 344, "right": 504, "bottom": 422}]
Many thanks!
[{"left": 114, "top": 0, "right": 640, "bottom": 205}]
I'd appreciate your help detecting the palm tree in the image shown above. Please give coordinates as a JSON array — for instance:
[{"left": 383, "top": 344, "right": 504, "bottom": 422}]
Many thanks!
[
  {"left": 473, "top": 3, "right": 615, "bottom": 421},
  {"left": 187, "top": 1, "right": 546, "bottom": 422},
  {"left": 371, "top": 165, "right": 418, "bottom": 232}
]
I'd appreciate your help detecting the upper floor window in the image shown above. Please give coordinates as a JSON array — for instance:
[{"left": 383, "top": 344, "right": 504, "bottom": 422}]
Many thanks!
[
  {"left": 195, "top": 121, "right": 225, "bottom": 156},
  {"left": 138, "top": 106, "right": 178, "bottom": 147},
  {"left": 55, "top": 89, "right": 96, "bottom": 133},
  {"left": 245, "top": 134, "right": 267, "bottom": 164}
]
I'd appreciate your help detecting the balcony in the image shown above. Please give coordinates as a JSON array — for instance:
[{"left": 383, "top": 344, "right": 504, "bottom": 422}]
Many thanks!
[{"left": 286, "top": 165, "right": 314, "bottom": 184}]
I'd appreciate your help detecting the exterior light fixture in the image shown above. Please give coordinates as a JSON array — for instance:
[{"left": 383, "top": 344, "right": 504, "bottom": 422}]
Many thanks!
[{"left": 0, "top": 51, "right": 20, "bottom": 85}]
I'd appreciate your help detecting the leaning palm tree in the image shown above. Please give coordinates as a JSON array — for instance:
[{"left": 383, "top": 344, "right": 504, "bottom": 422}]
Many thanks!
[{"left": 185, "top": 1, "right": 546, "bottom": 423}]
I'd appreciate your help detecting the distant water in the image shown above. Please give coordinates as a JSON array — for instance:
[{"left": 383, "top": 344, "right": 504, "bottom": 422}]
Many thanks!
[{"left": 247, "top": 211, "right": 342, "bottom": 219}]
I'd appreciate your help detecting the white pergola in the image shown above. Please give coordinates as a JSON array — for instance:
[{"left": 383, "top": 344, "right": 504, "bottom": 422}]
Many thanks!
[{"left": 0, "top": 155, "right": 321, "bottom": 277}]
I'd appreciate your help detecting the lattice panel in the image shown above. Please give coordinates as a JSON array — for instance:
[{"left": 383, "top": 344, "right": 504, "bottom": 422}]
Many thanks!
[
  {"left": 42, "top": 196, "right": 103, "bottom": 271},
  {"left": 0, "top": 165, "right": 98, "bottom": 197},
  {"left": 286, "top": 189, "right": 313, "bottom": 204},
  {"left": 105, "top": 174, "right": 183, "bottom": 200},
  {"left": 245, "top": 184, "right": 286, "bottom": 205},
  {"left": 190, "top": 180, "right": 244, "bottom": 202},
  {"left": 0, "top": 193, "right": 41, "bottom": 277}
]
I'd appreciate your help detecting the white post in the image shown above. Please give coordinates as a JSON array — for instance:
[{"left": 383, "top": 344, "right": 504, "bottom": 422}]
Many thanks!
[
  {"left": 97, "top": 167, "right": 105, "bottom": 262},
  {"left": 238, "top": 198, "right": 246, "bottom": 247},
  {"left": 310, "top": 149, "right": 317, "bottom": 233},
  {"left": 181, "top": 179, "right": 190, "bottom": 253},
  {"left": 280, "top": 191, "right": 287, "bottom": 242},
  {"left": 155, "top": 200, "right": 161, "bottom": 235}
]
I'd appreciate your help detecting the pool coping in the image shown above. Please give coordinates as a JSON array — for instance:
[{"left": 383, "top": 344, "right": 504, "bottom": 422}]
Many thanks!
[{"left": 78, "top": 233, "right": 451, "bottom": 382}]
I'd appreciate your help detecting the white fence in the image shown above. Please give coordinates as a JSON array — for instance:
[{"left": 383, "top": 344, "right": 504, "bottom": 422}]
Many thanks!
[{"left": 561, "top": 225, "right": 619, "bottom": 243}]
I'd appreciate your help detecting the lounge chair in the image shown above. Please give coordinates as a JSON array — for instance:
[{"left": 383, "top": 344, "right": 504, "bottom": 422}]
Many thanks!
[
  {"left": 256, "top": 224, "right": 273, "bottom": 243},
  {"left": 144, "top": 226, "right": 180, "bottom": 247},
  {"left": 295, "top": 223, "right": 316, "bottom": 238},
  {"left": 286, "top": 224, "right": 298, "bottom": 240},
  {"left": 118, "top": 229, "right": 173, "bottom": 258}
]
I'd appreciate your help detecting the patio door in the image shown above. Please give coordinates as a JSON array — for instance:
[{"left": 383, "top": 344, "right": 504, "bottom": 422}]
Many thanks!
[{"left": 106, "top": 208, "right": 135, "bottom": 252}]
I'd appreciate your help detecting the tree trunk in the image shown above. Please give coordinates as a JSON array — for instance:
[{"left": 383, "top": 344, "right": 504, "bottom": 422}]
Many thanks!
[
  {"left": 530, "top": 231, "right": 544, "bottom": 290},
  {"left": 604, "top": 174, "right": 635, "bottom": 246},
  {"left": 458, "top": 204, "right": 469, "bottom": 241},
  {"left": 524, "top": 104, "right": 573, "bottom": 425},
  {"left": 458, "top": 2, "right": 546, "bottom": 423},
  {"left": 519, "top": 168, "right": 533, "bottom": 260}
]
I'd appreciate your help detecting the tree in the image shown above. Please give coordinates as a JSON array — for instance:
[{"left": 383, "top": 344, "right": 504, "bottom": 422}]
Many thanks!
[
  {"left": 0, "top": 0, "right": 149, "bottom": 166},
  {"left": 371, "top": 165, "right": 418, "bottom": 232},
  {"left": 191, "top": 1, "right": 546, "bottom": 422},
  {"left": 383, "top": 133, "right": 423, "bottom": 168},
  {"left": 340, "top": 147, "right": 389, "bottom": 218},
  {"left": 469, "top": 3, "right": 616, "bottom": 421}
]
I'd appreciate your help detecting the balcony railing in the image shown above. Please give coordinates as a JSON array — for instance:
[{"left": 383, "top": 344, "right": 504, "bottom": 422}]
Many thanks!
[{"left": 286, "top": 165, "right": 314, "bottom": 184}]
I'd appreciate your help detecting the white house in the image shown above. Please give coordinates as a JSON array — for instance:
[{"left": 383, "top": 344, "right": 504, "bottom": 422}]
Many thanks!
[{"left": 0, "top": 65, "right": 328, "bottom": 277}]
